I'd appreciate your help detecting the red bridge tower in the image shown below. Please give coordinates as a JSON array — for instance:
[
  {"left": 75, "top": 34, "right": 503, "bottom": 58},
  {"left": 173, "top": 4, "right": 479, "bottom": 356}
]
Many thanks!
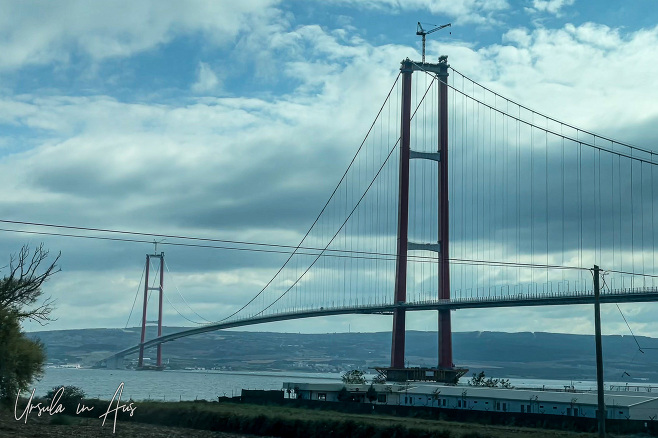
[
  {"left": 137, "top": 251, "right": 165, "bottom": 370},
  {"left": 378, "top": 56, "right": 467, "bottom": 383}
]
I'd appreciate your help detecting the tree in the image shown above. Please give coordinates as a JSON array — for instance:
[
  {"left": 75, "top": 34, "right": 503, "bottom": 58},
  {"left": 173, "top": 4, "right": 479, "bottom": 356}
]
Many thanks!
[
  {"left": 0, "top": 244, "right": 59, "bottom": 403},
  {"left": 0, "top": 307, "right": 46, "bottom": 402},
  {"left": 468, "top": 371, "right": 513, "bottom": 389},
  {"left": 371, "top": 373, "right": 387, "bottom": 384},
  {"left": 0, "top": 244, "right": 59, "bottom": 324},
  {"left": 341, "top": 369, "right": 367, "bottom": 384},
  {"left": 468, "top": 371, "right": 486, "bottom": 386},
  {"left": 366, "top": 384, "right": 377, "bottom": 403},
  {"left": 45, "top": 386, "right": 86, "bottom": 412}
]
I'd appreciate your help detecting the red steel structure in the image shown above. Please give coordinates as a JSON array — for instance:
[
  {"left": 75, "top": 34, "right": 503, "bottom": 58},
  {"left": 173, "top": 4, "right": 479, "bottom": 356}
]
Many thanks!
[
  {"left": 137, "top": 252, "right": 165, "bottom": 369},
  {"left": 390, "top": 60, "right": 413, "bottom": 369},
  {"left": 390, "top": 57, "right": 454, "bottom": 374},
  {"left": 437, "top": 58, "right": 452, "bottom": 369}
]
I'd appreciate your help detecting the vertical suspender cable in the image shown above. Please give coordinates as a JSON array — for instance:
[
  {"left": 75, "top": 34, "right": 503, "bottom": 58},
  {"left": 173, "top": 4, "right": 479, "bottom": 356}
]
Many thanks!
[
  {"left": 630, "top": 153, "right": 635, "bottom": 289},
  {"left": 530, "top": 116, "right": 534, "bottom": 288},
  {"left": 640, "top": 161, "right": 645, "bottom": 287},
  {"left": 545, "top": 124, "right": 549, "bottom": 290}
]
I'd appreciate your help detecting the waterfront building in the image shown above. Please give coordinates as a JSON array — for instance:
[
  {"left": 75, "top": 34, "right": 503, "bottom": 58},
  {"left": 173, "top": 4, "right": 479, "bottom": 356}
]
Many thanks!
[{"left": 283, "top": 382, "right": 658, "bottom": 421}]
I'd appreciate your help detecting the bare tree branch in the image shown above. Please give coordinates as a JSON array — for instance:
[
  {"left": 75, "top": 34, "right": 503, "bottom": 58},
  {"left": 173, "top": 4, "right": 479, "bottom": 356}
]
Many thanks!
[{"left": 0, "top": 244, "right": 60, "bottom": 324}]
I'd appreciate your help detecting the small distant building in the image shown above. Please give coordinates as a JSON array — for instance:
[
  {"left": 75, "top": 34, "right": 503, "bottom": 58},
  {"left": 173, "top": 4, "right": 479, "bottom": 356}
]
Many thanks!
[{"left": 282, "top": 382, "right": 658, "bottom": 421}]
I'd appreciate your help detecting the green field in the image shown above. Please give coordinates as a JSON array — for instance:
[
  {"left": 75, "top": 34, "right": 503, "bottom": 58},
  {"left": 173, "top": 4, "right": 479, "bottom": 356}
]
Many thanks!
[{"left": 5, "top": 399, "right": 645, "bottom": 438}]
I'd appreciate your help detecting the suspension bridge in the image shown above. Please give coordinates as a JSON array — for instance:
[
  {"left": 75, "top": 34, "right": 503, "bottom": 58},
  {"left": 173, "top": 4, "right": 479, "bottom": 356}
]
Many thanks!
[{"left": 100, "top": 56, "right": 658, "bottom": 381}]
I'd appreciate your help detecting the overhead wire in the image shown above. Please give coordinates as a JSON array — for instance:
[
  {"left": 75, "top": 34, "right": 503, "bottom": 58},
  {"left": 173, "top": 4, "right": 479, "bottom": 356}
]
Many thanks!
[{"left": 0, "top": 219, "right": 405, "bottom": 259}]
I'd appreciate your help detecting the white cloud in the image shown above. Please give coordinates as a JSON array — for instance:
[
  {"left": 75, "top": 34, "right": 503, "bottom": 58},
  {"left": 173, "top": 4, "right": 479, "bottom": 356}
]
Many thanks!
[
  {"left": 454, "top": 23, "right": 658, "bottom": 132},
  {"left": 192, "top": 62, "right": 221, "bottom": 93},
  {"left": 529, "top": 0, "right": 575, "bottom": 16},
  {"left": 326, "top": 0, "right": 509, "bottom": 25},
  {"left": 0, "top": 0, "right": 280, "bottom": 70},
  {"left": 502, "top": 28, "right": 531, "bottom": 47}
]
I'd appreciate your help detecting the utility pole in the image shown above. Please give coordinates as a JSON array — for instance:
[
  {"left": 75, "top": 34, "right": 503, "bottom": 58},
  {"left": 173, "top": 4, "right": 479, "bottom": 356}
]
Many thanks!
[{"left": 593, "top": 265, "right": 606, "bottom": 437}]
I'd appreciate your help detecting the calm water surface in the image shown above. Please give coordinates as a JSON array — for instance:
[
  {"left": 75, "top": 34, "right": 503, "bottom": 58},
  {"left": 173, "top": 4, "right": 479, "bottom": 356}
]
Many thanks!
[
  {"left": 31, "top": 368, "right": 656, "bottom": 402},
  {"left": 32, "top": 368, "right": 343, "bottom": 401}
]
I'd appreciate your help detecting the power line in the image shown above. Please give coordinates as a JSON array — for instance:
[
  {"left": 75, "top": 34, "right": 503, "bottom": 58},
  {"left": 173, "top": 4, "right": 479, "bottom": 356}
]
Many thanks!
[
  {"left": 606, "top": 269, "right": 658, "bottom": 279},
  {"left": 0, "top": 218, "right": 396, "bottom": 258},
  {"left": 0, "top": 225, "right": 593, "bottom": 272},
  {"left": 0, "top": 225, "right": 435, "bottom": 263}
]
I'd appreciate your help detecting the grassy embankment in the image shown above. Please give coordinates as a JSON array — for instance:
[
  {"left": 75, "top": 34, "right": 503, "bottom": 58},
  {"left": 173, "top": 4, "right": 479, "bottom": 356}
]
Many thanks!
[{"left": 43, "top": 398, "right": 617, "bottom": 438}]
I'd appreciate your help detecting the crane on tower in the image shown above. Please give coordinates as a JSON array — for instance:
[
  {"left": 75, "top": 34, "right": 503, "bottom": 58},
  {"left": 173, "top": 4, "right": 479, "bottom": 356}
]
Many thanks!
[{"left": 416, "top": 22, "right": 451, "bottom": 63}]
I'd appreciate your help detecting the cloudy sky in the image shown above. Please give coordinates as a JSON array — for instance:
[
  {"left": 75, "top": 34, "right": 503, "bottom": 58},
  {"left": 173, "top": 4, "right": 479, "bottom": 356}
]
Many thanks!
[{"left": 2, "top": 0, "right": 658, "bottom": 343}]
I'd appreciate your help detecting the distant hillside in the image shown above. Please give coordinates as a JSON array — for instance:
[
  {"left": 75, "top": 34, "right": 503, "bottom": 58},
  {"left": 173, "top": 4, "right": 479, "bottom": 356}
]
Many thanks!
[{"left": 27, "top": 328, "right": 658, "bottom": 381}]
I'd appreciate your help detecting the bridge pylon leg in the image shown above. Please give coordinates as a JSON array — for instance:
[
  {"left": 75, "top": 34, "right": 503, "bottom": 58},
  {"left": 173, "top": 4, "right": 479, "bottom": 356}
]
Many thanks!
[
  {"left": 436, "top": 57, "right": 453, "bottom": 370},
  {"left": 138, "top": 254, "right": 150, "bottom": 368},
  {"left": 390, "top": 59, "right": 413, "bottom": 369}
]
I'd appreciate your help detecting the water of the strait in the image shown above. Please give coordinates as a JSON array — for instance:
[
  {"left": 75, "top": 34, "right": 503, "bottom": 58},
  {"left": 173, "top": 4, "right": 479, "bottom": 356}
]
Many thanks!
[{"left": 30, "top": 368, "right": 654, "bottom": 402}]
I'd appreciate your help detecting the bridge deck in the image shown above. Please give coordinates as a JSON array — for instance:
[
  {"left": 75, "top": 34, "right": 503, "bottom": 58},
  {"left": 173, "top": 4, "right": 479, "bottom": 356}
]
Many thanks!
[{"left": 102, "top": 287, "right": 658, "bottom": 363}]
